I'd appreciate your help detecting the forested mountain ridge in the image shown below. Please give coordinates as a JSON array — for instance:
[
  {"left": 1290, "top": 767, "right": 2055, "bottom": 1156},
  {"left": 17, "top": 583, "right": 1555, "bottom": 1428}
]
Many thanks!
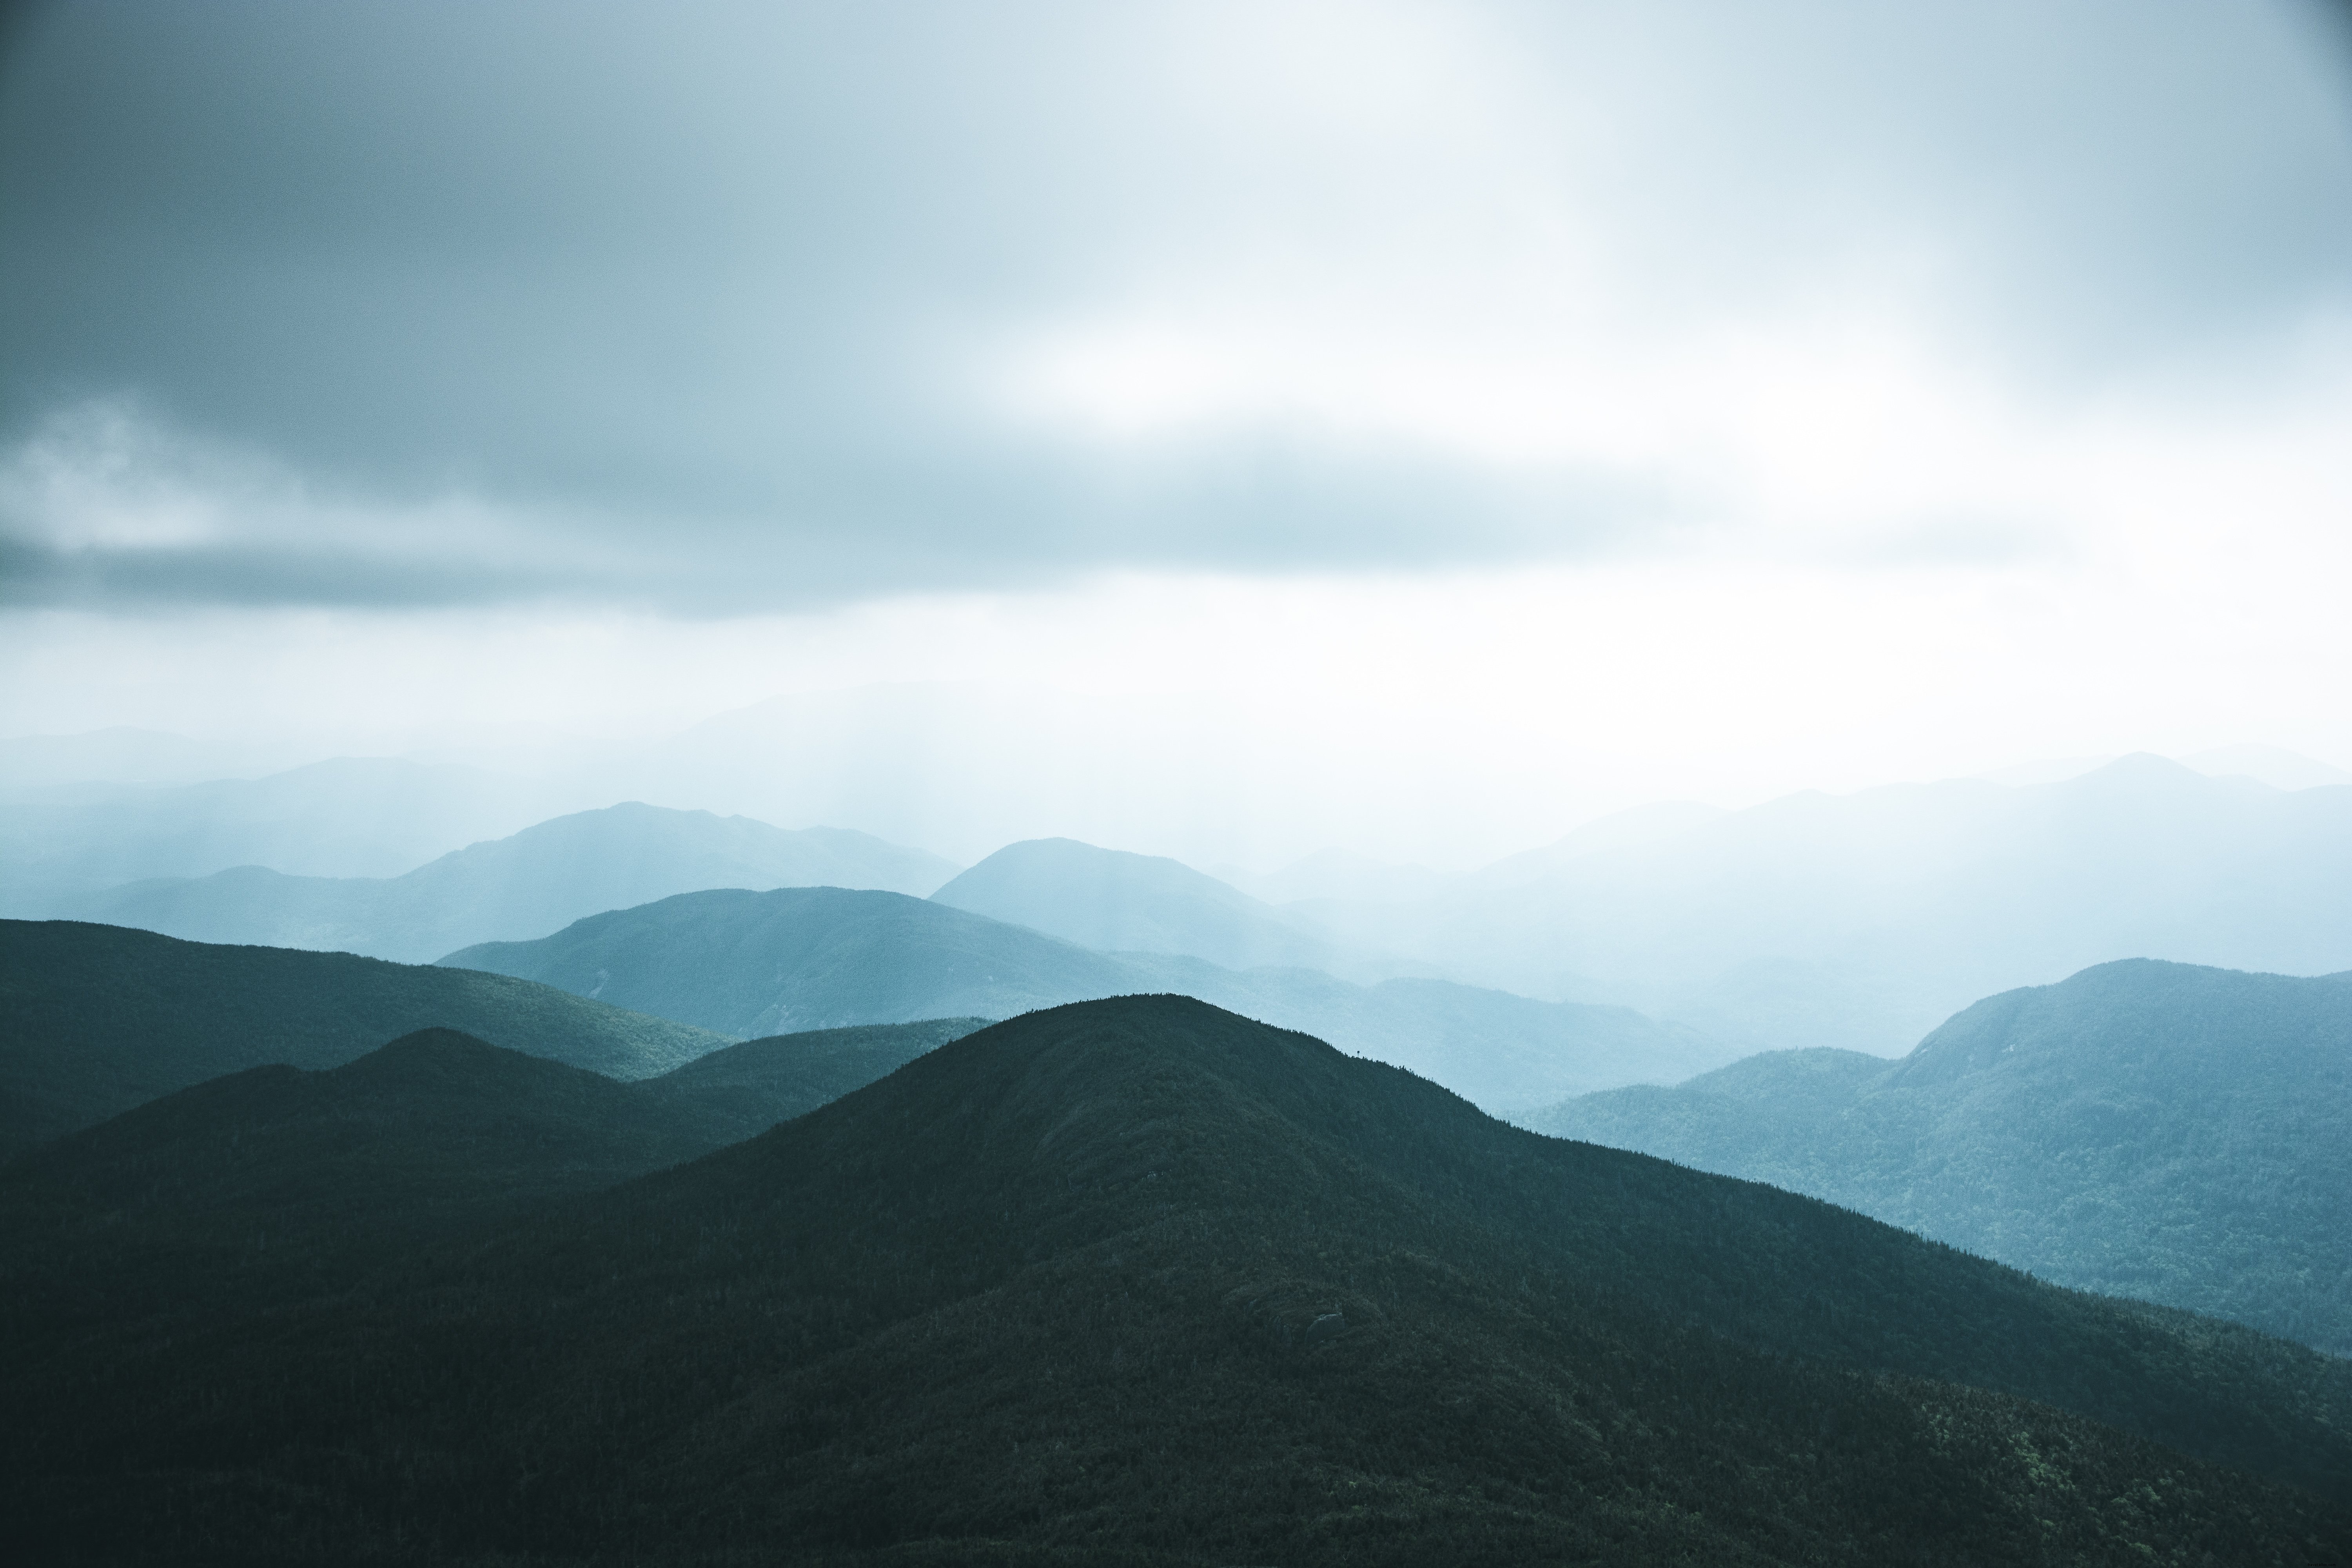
[
  {"left": 443, "top": 886, "right": 1727, "bottom": 1114},
  {"left": 5, "top": 997, "right": 2345, "bottom": 1564},
  {"left": 57, "top": 801, "right": 960, "bottom": 960},
  {"left": 2, "top": 1019, "right": 980, "bottom": 1325},
  {"left": 1534, "top": 959, "right": 2352, "bottom": 1352},
  {"left": 0, "top": 919, "right": 729, "bottom": 1156}
]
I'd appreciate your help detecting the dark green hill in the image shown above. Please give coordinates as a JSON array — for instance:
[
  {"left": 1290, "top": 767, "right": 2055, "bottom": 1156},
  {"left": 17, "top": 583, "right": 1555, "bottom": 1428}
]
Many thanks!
[
  {"left": 445, "top": 887, "right": 1723, "bottom": 1116},
  {"left": 2, "top": 1018, "right": 980, "bottom": 1331},
  {"left": 64, "top": 802, "right": 961, "bottom": 961},
  {"left": 1533, "top": 960, "right": 2352, "bottom": 1353},
  {"left": 636, "top": 1016, "right": 987, "bottom": 1144},
  {"left": 7, "top": 997, "right": 2346, "bottom": 1564},
  {"left": 0, "top": 918, "right": 729, "bottom": 1155}
]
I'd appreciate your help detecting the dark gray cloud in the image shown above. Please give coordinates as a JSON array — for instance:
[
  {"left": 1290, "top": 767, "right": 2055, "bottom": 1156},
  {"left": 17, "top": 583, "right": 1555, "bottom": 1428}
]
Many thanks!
[{"left": 2, "top": 0, "right": 2347, "bottom": 611}]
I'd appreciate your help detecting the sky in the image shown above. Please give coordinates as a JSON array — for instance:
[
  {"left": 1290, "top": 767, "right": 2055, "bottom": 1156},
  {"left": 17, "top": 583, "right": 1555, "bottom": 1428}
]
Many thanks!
[{"left": 3, "top": 0, "right": 2350, "bottom": 865}]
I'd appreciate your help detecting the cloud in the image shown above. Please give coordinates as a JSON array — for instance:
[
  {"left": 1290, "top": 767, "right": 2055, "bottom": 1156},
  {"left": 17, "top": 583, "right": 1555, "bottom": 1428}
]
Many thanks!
[{"left": 2, "top": 0, "right": 2348, "bottom": 611}]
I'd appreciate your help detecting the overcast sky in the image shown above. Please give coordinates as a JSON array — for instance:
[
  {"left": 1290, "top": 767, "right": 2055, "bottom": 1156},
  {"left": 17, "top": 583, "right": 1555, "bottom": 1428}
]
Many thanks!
[{"left": 4, "top": 0, "right": 2349, "bottom": 862}]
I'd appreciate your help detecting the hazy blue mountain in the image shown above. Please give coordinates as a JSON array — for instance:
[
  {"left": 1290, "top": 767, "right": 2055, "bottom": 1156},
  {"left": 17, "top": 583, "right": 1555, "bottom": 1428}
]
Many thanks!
[
  {"left": 63, "top": 802, "right": 961, "bottom": 960},
  {"left": 1532, "top": 960, "right": 2352, "bottom": 1354},
  {"left": 0, "top": 756, "right": 579, "bottom": 913},
  {"left": 1314, "top": 755, "right": 2352, "bottom": 1055},
  {"left": 930, "top": 835, "right": 1403, "bottom": 978},
  {"left": 445, "top": 887, "right": 1725, "bottom": 1115},
  {"left": 0, "top": 919, "right": 728, "bottom": 1156},
  {"left": 1112, "top": 953, "right": 1727, "bottom": 1115},
  {"left": 8, "top": 998, "right": 2346, "bottom": 1563},
  {"left": 446, "top": 886, "right": 1141, "bottom": 1037}
]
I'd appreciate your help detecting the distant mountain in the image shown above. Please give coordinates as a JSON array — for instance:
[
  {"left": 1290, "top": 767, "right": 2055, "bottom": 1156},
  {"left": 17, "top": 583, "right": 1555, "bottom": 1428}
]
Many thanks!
[
  {"left": 63, "top": 802, "right": 961, "bottom": 960},
  {"left": 0, "top": 756, "right": 581, "bottom": 912},
  {"left": 7, "top": 997, "right": 2347, "bottom": 1562},
  {"left": 1111, "top": 953, "right": 1725, "bottom": 1114},
  {"left": 0, "top": 919, "right": 728, "bottom": 1156},
  {"left": 445, "top": 887, "right": 1725, "bottom": 1116},
  {"left": 931, "top": 836, "right": 1398, "bottom": 978},
  {"left": 447, "top": 886, "right": 1141, "bottom": 1036},
  {"left": 1312, "top": 755, "right": 2352, "bottom": 1055},
  {"left": 1532, "top": 960, "right": 2352, "bottom": 1354}
]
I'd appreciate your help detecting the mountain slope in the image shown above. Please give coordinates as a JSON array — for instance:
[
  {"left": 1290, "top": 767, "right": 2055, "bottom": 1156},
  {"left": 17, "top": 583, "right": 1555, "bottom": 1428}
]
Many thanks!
[
  {"left": 0, "top": 919, "right": 729, "bottom": 1156},
  {"left": 931, "top": 835, "right": 1390, "bottom": 976},
  {"left": 2, "top": 1020, "right": 979, "bottom": 1327},
  {"left": 635, "top": 1016, "right": 987, "bottom": 1144},
  {"left": 445, "top": 887, "right": 1726, "bottom": 1114},
  {"left": 1534, "top": 960, "right": 2352, "bottom": 1353},
  {"left": 5, "top": 997, "right": 2346, "bottom": 1564},
  {"left": 64, "top": 802, "right": 960, "bottom": 960}
]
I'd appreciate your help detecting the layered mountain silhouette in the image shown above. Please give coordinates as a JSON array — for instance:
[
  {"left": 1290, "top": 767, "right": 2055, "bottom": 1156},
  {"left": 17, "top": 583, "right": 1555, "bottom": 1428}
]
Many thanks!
[
  {"left": 0, "top": 756, "right": 577, "bottom": 911},
  {"left": 2, "top": 1020, "right": 978, "bottom": 1340},
  {"left": 1308, "top": 755, "right": 2352, "bottom": 1054},
  {"left": 62, "top": 802, "right": 960, "bottom": 960},
  {"left": 443, "top": 887, "right": 1724, "bottom": 1114},
  {"left": 1534, "top": 960, "right": 2352, "bottom": 1354},
  {"left": 931, "top": 835, "right": 1402, "bottom": 979},
  {"left": 6, "top": 998, "right": 2345, "bottom": 1563},
  {"left": 0, "top": 919, "right": 729, "bottom": 1156}
]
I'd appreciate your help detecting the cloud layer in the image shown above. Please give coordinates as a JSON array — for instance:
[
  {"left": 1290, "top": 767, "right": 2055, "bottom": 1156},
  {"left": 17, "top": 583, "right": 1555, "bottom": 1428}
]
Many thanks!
[{"left": 3, "top": 0, "right": 2349, "bottom": 610}]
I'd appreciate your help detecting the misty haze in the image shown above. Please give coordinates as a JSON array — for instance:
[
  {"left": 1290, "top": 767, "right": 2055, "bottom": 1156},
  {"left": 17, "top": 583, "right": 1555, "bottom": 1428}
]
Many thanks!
[{"left": 4, "top": 2, "right": 2349, "bottom": 1563}]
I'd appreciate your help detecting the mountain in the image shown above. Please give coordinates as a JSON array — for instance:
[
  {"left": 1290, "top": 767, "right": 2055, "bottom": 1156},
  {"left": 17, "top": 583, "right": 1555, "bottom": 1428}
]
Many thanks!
[
  {"left": 446, "top": 886, "right": 1143, "bottom": 1036},
  {"left": 1310, "top": 755, "right": 2352, "bottom": 1055},
  {"left": 444, "top": 887, "right": 1725, "bottom": 1115},
  {"left": 1111, "top": 953, "right": 1725, "bottom": 1114},
  {"left": 2180, "top": 743, "right": 2352, "bottom": 791},
  {"left": 0, "top": 919, "right": 729, "bottom": 1156},
  {"left": 0, "top": 756, "right": 581, "bottom": 913},
  {"left": 3, "top": 1018, "right": 981, "bottom": 1301},
  {"left": 5, "top": 997, "right": 2346, "bottom": 1563},
  {"left": 62, "top": 802, "right": 962, "bottom": 960},
  {"left": 931, "top": 835, "right": 1398, "bottom": 978},
  {"left": 1532, "top": 960, "right": 2352, "bottom": 1354},
  {"left": 635, "top": 1016, "right": 986, "bottom": 1144}
]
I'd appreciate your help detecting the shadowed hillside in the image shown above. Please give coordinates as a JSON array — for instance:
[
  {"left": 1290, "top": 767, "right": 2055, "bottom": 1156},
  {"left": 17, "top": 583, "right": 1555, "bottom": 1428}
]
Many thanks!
[
  {"left": 1534, "top": 960, "right": 2352, "bottom": 1353},
  {"left": 0, "top": 920, "right": 728, "bottom": 1156},
  {"left": 2, "top": 1019, "right": 981, "bottom": 1324},
  {"left": 4, "top": 998, "right": 2345, "bottom": 1564}
]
